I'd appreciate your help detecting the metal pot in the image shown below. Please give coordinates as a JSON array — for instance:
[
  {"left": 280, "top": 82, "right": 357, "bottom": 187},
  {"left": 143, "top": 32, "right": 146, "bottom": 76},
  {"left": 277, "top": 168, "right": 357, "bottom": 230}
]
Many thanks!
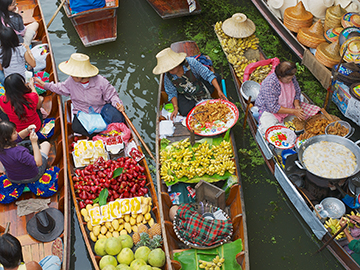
[{"left": 295, "top": 135, "right": 360, "bottom": 183}]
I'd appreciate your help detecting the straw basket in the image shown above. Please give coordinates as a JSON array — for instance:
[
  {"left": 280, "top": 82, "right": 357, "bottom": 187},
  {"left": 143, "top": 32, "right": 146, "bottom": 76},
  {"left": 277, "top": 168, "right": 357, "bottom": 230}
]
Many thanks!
[
  {"left": 315, "top": 40, "right": 341, "bottom": 68},
  {"left": 324, "top": 4, "right": 347, "bottom": 31},
  {"left": 297, "top": 20, "right": 326, "bottom": 48},
  {"left": 284, "top": 1, "right": 313, "bottom": 33}
]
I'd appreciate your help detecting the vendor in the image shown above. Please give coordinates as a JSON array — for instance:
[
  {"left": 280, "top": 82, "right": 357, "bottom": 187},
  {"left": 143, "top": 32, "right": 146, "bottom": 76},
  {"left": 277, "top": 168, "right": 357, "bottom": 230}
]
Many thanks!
[
  {"left": 152, "top": 47, "right": 227, "bottom": 120},
  {"left": 340, "top": 216, "right": 360, "bottom": 264},
  {"left": 255, "top": 61, "right": 319, "bottom": 134}
]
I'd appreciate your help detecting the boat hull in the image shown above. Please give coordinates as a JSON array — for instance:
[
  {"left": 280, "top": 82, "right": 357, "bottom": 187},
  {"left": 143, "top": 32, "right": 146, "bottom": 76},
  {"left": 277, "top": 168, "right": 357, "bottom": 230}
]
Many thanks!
[{"left": 145, "top": 0, "right": 201, "bottom": 19}]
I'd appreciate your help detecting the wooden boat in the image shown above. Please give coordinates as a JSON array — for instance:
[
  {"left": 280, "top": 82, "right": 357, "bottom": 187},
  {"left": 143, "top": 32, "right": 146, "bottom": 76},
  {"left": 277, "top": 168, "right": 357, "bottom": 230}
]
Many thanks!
[
  {"left": 155, "top": 40, "right": 249, "bottom": 270},
  {"left": 145, "top": 0, "right": 201, "bottom": 19},
  {"left": 250, "top": 0, "right": 333, "bottom": 90},
  {"left": 64, "top": 101, "right": 161, "bottom": 270},
  {"left": 0, "top": 0, "right": 69, "bottom": 269},
  {"left": 63, "top": 0, "right": 119, "bottom": 47},
  {"left": 215, "top": 29, "right": 360, "bottom": 270}
]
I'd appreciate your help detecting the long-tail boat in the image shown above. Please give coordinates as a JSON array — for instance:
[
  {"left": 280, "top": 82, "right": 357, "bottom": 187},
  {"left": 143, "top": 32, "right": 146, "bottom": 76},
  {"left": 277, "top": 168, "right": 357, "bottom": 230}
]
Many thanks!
[
  {"left": 155, "top": 40, "right": 249, "bottom": 270},
  {"left": 0, "top": 0, "right": 69, "bottom": 268},
  {"left": 64, "top": 101, "right": 162, "bottom": 270},
  {"left": 145, "top": 0, "right": 201, "bottom": 19},
  {"left": 63, "top": 0, "right": 119, "bottom": 47},
  {"left": 215, "top": 22, "right": 360, "bottom": 270}
]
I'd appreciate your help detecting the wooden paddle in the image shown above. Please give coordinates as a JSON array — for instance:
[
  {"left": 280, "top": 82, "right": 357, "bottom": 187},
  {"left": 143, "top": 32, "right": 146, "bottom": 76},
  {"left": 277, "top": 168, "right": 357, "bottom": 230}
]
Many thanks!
[
  {"left": 243, "top": 96, "right": 252, "bottom": 129},
  {"left": 314, "top": 223, "right": 348, "bottom": 254},
  {"left": 46, "top": 0, "right": 66, "bottom": 28},
  {"left": 122, "top": 111, "right": 155, "bottom": 161}
]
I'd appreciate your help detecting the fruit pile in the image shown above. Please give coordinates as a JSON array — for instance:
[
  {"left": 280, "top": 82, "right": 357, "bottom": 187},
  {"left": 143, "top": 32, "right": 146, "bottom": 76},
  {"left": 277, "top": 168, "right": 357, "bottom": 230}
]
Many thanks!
[
  {"left": 93, "top": 225, "right": 165, "bottom": 269},
  {"left": 199, "top": 256, "right": 225, "bottom": 270},
  {"left": 81, "top": 197, "right": 154, "bottom": 242},
  {"left": 73, "top": 156, "right": 148, "bottom": 208}
]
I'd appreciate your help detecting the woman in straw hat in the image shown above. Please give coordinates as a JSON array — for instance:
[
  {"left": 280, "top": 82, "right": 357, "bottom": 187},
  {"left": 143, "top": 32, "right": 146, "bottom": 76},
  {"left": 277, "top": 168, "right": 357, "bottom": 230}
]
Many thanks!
[
  {"left": 255, "top": 61, "right": 320, "bottom": 134},
  {"left": 35, "top": 53, "right": 125, "bottom": 137},
  {"left": 0, "top": 233, "right": 61, "bottom": 270},
  {"left": 153, "top": 47, "right": 226, "bottom": 120}
]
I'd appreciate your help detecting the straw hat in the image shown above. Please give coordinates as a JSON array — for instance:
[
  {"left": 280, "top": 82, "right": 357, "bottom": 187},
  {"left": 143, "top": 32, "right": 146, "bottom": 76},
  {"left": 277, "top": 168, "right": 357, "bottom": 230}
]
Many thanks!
[
  {"left": 341, "top": 12, "right": 360, "bottom": 28},
  {"left": 315, "top": 40, "right": 341, "bottom": 68},
  {"left": 284, "top": 1, "right": 313, "bottom": 33},
  {"left": 297, "top": 20, "right": 326, "bottom": 48},
  {"left": 58, "top": 53, "right": 99, "bottom": 77},
  {"left": 324, "top": 4, "right": 347, "bottom": 31},
  {"left": 324, "top": 27, "right": 343, "bottom": 43},
  {"left": 152, "top": 48, "right": 187, "bottom": 75},
  {"left": 339, "top": 27, "right": 360, "bottom": 46},
  {"left": 221, "top": 13, "right": 256, "bottom": 38},
  {"left": 340, "top": 36, "right": 360, "bottom": 63}
]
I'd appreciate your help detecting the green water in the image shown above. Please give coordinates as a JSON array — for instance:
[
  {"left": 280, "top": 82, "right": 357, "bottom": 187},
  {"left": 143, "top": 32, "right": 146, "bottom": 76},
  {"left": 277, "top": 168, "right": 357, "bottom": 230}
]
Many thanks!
[{"left": 40, "top": 0, "right": 346, "bottom": 268}]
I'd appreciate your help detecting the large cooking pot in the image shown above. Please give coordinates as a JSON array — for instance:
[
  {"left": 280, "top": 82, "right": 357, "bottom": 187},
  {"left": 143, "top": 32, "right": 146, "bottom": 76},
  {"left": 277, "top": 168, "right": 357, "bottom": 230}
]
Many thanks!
[{"left": 295, "top": 135, "right": 360, "bottom": 183}]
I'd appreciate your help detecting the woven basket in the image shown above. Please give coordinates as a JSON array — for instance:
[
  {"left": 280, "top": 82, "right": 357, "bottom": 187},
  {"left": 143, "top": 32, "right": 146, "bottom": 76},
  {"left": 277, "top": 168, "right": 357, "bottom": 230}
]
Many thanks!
[
  {"left": 297, "top": 20, "right": 326, "bottom": 48},
  {"left": 315, "top": 40, "right": 341, "bottom": 68},
  {"left": 284, "top": 1, "right": 313, "bottom": 33},
  {"left": 324, "top": 4, "right": 347, "bottom": 31}
]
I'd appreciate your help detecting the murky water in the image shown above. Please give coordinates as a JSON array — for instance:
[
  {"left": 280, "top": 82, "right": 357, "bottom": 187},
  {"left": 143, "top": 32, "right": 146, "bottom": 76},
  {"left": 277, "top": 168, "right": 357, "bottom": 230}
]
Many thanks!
[{"left": 40, "top": 0, "right": 346, "bottom": 268}]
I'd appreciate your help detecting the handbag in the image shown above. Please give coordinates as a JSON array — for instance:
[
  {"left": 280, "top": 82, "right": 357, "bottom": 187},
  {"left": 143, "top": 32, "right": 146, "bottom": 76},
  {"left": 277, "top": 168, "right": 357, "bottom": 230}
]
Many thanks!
[{"left": 77, "top": 107, "right": 107, "bottom": 134}]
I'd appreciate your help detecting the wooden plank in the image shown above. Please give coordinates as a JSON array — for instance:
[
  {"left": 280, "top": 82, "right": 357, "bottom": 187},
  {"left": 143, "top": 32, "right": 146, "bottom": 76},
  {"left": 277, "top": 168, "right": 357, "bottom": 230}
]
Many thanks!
[
  {"left": 30, "top": 243, "right": 41, "bottom": 263},
  {"left": 22, "top": 245, "right": 33, "bottom": 262}
]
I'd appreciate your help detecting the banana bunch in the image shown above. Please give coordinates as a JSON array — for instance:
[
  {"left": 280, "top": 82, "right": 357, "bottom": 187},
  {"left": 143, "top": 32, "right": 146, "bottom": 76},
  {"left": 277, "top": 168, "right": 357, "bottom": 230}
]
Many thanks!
[
  {"left": 347, "top": 211, "right": 360, "bottom": 228},
  {"left": 81, "top": 197, "right": 154, "bottom": 242},
  {"left": 159, "top": 139, "right": 235, "bottom": 182},
  {"left": 324, "top": 218, "right": 345, "bottom": 240},
  {"left": 214, "top": 21, "right": 228, "bottom": 39},
  {"left": 199, "top": 256, "right": 225, "bottom": 270},
  {"left": 249, "top": 64, "right": 273, "bottom": 84},
  {"left": 172, "top": 138, "right": 190, "bottom": 149}
]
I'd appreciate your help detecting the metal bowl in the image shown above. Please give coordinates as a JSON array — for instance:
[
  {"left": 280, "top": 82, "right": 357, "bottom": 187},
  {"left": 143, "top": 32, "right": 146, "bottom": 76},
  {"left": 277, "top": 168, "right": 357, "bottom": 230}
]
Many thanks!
[
  {"left": 240, "top": 80, "right": 260, "bottom": 102},
  {"left": 325, "top": 120, "right": 351, "bottom": 137},
  {"left": 320, "top": 197, "right": 346, "bottom": 219}
]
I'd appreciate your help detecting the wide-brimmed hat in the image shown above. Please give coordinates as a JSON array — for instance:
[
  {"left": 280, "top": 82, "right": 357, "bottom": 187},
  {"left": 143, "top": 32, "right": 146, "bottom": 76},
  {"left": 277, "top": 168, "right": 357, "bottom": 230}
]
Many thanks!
[
  {"left": 152, "top": 48, "right": 186, "bottom": 75},
  {"left": 58, "top": 53, "right": 99, "bottom": 77},
  {"left": 222, "top": 13, "right": 256, "bottom": 38},
  {"left": 26, "top": 208, "right": 64, "bottom": 242}
]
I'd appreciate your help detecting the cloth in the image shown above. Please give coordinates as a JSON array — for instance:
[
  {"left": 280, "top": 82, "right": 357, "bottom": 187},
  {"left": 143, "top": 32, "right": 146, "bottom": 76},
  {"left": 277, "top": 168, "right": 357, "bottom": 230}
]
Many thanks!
[
  {"left": 44, "top": 75, "right": 123, "bottom": 114},
  {"left": 0, "top": 255, "right": 61, "bottom": 270},
  {"left": 273, "top": 80, "right": 296, "bottom": 123},
  {"left": 0, "top": 135, "right": 39, "bottom": 181},
  {"left": 0, "top": 92, "right": 41, "bottom": 132},
  {"left": 16, "top": 198, "right": 50, "bottom": 216},
  {"left": 70, "top": 0, "right": 106, "bottom": 13},
  {"left": 255, "top": 72, "right": 301, "bottom": 119},
  {"left": 34, "top": 71, "right": 50, "bottom": 94},
  {"left": 176, "top": 203, "right": 232, "bottom": 247},
  {"left": 27, "top": 166, "right": 59, "bottom": 197},
  {"left": 164, "top": 57, "right": 216, "bottom": 102},
  {"left": 349, "top": 239, "right": 360, "bottom": 265},
  {"left": 0, "top": 45, "right": 27, "bottom": 79},
  {"left": 0, "top": 175, "right": 25, "bottom": 204}
]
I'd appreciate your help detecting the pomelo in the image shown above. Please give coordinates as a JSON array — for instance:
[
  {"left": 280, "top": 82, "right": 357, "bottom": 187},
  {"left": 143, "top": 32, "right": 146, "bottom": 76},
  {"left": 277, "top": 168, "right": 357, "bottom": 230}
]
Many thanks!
[
  {"left": 129, "top": 259, "right": 146, "bottom": 270},
  {"left": 115, "top": 264, "right": 131, "bottom": 270},
  {"left": 148, "top": 248, "right": 165, "bottom": 268},
  {"left": 118, "top": 234, "right": 133, "bottom": 249},
  {"left": 99, "top": 255, "right": 118, "bottom": 269},
  {"left": 105, "top": 237, "right": 122, "bottom": 255},
  {"left": 134, "top": 246, "right": 151, "bottom": 263},
  {"left": 138, "top": 266, "right": 152, "bottom": 270},
  {"left": 102, "top": 265, "right": 117, "bottom": 270},
  {"left": 94, "top": 238, "right": 107, "bottom": 256},
  {"left": 117, "top": 247, "right": 134, "bottom": 265}
]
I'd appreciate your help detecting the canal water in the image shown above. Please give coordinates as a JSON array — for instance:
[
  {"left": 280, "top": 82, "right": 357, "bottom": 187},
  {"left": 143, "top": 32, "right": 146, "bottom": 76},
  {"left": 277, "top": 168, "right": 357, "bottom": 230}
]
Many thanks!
[{"left": 40, "top": 0, "right": 346, "bottom": 268}]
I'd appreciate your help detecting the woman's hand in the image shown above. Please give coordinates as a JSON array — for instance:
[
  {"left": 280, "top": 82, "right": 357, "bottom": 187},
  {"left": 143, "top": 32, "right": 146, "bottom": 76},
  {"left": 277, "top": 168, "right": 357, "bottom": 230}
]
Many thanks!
[
  {"left": 339, "top": 217, "right": 348, "bottom": 228},
  {"left": 27, "top": 124, "right": 36, "bottom": 133},
  {"left": 116, "top": 103, "right": 124, "bottom": 112},
  {"left": 29, "top": 129, "right": 38, "bottom": 143},
  {"left": 34, "top": 77, "right": 45, "bottom": 88},
  {"left": 293, "top": 108, "right": 306, "bottom": 121},
  {"left": 170, "top": 107, "right": 178, "bottom": 121},
  {"left": 217, "top": 90, "right": 228, "bottom": 100}
]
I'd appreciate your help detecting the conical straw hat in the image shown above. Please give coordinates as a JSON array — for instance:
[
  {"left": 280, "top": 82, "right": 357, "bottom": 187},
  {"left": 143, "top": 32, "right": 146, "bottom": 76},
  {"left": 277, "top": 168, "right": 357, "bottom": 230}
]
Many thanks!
[
  {"left": 324, "top": 4, "right": 347, "bottom": 31},
  {"left": 285, "top": 1, "right": 313, "bottom": 20},
  {"left": 315, "top": 40, "right": 341, "bottom": 67},
  {"left": 297, "top": 20, "right": 326, "bottom": 48},
  {"left": 152, "top": 48, "right": 187, "bottom": 75},
  {"left": 58, "top": 53, "right": 99, "bottom": 77},
  {"left": 222, "top": 13, "right": 256, "bottom": 38}
]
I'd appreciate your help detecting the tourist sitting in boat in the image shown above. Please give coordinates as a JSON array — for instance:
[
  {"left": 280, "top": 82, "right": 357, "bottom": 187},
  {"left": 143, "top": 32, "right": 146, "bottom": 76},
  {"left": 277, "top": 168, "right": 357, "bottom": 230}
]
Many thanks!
[
  {"left": 34, "top": 53, "right": 125, "bottom": 137},
  {"left": 0, "top": 121, "right": 50, "bottom": 184},
  {"left": 0, "top": 27, "right": 36, "bottom": 84},
  {"left": 0, "top": 233, "right": 61, "bottom": 270},
  {"left": 255, "top": 61, "right": 319, "bottom": 134},
  {"left": 70, "top": 0, "right": 106, "bottom": 13},
  {"left": 0, "top": 0, "right": 39, "bottom": 46},
  {"left": 0, "top": 73, "right": 43, "bottom": 132},
  {"left": 153, "top": 47, "right": 227, "bottom": 120},
  {"left": 340, "top": 216, "right": 360, "bottom": 265}
]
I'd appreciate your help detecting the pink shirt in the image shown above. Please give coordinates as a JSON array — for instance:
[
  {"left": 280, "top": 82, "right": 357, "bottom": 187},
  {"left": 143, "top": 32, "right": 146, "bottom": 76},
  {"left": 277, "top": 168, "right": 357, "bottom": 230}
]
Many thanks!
[
  {"left": 44, "top": 75, "right": 123, "bottom": 114},
  {"left": 272, "top": 80, "right": 296, "bottom": 123}
]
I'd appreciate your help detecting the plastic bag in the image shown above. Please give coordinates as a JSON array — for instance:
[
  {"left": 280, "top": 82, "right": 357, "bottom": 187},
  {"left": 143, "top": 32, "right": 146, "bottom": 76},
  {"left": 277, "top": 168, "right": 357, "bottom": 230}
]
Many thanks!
[
  {"left": 243, "top": 57, "right": 280, "bottom": 83},
  {"left": 31, "top": 44, "right": 49, "bottom": 72},
  {"left": 92, "top": 122, "right": 132, "bottom": 143},
  {"left": 77, "top": 107, "right": 107, "bottom": 134}
]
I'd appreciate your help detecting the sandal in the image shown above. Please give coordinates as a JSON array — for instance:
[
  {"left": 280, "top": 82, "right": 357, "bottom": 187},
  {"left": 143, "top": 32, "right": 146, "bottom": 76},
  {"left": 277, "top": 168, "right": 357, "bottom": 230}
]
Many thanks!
[{"left": 51, "top": 237, "right": 63, "bottom": 264}]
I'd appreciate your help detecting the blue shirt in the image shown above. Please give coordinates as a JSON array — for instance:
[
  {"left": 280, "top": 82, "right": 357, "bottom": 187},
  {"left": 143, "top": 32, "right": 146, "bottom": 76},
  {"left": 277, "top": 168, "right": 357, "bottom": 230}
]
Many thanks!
[{"left": 164, "top": 57, "right": 216, "bottom": 102}]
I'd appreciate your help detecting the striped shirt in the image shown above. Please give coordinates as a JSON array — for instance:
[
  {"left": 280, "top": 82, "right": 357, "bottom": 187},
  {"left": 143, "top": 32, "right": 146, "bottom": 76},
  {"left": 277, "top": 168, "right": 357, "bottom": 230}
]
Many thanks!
[{"left": 164, "top": 57, "right": 216, "bottom": 102}]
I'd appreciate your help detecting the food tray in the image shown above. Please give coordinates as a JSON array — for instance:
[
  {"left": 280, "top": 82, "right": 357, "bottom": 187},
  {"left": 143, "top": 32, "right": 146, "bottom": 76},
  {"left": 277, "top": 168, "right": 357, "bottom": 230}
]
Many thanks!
[
  {"left": 186, "top": 99, "right": 239, "bottom": 136},
  {"left": 265, "top": 125, "right": 296, "bottom": 149}
]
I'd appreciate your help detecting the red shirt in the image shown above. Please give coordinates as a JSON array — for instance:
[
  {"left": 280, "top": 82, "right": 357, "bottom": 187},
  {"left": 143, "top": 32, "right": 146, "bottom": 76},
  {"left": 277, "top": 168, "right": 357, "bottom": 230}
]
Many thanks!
[{"left": 0, "top": 92, "right": 41, "bottom": 132}]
